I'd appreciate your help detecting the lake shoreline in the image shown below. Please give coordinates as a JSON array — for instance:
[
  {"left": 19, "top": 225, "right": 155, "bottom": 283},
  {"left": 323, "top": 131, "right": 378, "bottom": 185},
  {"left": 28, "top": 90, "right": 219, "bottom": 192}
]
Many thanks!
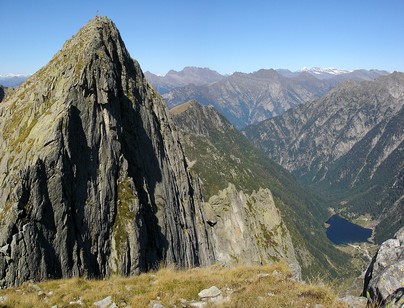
[{"left": 325, "top": 214, "right": 373, "bottom": 245}]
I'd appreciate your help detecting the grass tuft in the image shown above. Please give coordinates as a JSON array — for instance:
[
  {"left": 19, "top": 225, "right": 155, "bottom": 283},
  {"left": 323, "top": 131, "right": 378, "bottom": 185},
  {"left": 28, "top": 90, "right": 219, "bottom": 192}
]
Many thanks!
[{"left": 0, "top": 262, "right": 348, "bottom": 307}]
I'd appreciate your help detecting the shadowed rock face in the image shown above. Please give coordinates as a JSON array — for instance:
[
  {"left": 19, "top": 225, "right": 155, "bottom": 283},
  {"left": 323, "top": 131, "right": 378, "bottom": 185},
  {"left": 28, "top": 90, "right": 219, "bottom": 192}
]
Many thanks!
[
  {"left": 0, "top": 86, "right": 4, "bottom": 102},
  {"left": 0, "top": 16, "right": 214, "bottom": 287}
]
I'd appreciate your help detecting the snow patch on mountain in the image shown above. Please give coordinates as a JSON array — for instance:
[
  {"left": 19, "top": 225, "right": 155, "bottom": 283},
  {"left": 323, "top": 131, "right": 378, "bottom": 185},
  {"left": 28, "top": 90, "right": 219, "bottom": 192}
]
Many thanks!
[{"left": 298, "top": 67, "right": 352, "bottom": 75}]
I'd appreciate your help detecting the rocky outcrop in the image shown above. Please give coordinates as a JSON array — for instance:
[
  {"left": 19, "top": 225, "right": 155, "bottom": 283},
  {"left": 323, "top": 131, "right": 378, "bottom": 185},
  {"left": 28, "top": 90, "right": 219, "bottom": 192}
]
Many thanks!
[
  {"left": 204, "top": 184, "right": 301, "bottom": 279},
  {"left": 0, "top": 16, "right": 214, "bottom": 287},
  {"left": 362, "top": 227, "right": 404, "bottom": 307}
]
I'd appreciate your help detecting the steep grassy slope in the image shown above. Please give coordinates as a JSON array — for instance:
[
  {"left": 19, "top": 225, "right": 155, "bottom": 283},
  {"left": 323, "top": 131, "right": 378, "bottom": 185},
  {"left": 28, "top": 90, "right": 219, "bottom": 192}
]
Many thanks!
[
  {"left": 0, "top": 263, "right": 347, "bottom": 307},
  {"left": 170, "top": 101, "right": 351, "bottom": 279}
]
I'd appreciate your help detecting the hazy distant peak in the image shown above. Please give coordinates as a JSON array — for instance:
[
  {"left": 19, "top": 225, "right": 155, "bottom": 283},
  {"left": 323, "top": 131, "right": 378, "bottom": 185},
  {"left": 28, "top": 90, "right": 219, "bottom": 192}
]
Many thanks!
[
  {"left": 0, "top": 74, "right": 30, "bottom": 87},
  {"left": 145, "top": 67, "right": 224, "bottom": 94},
  {"left": 0, "top": 73, "right": 30, "bottom": 78},
  {"left": 298, "top": 67, "right": 352, "bottom": 75}
]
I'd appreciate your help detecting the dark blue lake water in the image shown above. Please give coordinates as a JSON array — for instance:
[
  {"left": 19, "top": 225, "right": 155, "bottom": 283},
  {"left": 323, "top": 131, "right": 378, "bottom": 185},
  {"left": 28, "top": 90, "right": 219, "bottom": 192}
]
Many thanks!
[{"left": 326, "top": 215, "right": 373, "bottom": 245}]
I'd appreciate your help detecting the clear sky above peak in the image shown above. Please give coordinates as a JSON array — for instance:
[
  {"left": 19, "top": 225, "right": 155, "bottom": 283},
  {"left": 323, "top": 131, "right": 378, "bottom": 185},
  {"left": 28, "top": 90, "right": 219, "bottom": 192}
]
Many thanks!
[{"left": 1, "top": 0, "right": 403, "bottom": 75}]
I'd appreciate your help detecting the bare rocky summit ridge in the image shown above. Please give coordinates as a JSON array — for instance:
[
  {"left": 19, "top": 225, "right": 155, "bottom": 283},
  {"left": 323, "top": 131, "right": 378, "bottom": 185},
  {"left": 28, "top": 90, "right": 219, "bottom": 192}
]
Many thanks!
[{"left": 0, "top": 16, "right": 215, "bottom": 287}]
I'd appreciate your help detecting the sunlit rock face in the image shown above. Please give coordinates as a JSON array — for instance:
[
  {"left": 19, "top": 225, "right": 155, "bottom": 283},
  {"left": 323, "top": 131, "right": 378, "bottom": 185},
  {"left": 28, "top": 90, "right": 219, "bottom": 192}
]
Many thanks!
[{"left": 0, "top": 17, "right": 214, "bottom": 287}]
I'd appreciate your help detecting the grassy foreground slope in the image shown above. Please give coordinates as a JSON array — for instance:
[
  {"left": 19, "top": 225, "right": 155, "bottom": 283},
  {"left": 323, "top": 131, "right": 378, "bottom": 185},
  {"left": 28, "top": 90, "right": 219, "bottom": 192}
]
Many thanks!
[
  {"left": 0, "top": 263, "right": 346, "bottom": 307},
  {"left": 170, "top": 101, "right": 351, "bottom": 279}
]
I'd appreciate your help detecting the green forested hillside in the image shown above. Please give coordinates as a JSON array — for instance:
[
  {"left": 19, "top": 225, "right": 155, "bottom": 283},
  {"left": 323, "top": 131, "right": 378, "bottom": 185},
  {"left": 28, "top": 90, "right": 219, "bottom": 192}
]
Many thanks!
[
  {"left": 170, "top": 101, "right": 351, "bottom": 279},
  {"left": 244, "top": 73, "right": 404, "bottom": 242}
]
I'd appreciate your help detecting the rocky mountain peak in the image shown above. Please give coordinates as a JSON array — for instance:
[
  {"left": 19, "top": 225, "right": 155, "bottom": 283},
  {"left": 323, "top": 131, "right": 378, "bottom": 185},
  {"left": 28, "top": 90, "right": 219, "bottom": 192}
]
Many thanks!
[
  {"left": 62, "top": 16, "right": 123, "bottom": 54},
  {"left": 39, "top": 15, "right": 133, "bottom": 105},
  {"left": 0, "top": 17, "right": 214, "bottom": 287}
]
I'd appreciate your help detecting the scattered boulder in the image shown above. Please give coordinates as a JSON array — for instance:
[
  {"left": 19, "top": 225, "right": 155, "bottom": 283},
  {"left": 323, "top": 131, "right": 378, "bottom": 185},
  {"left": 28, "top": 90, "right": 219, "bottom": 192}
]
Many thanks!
[
  {"left": 94, "top": 295, "right": 112, "bottom": 308},
  {"left": 69, "top": 297, "right": 83, "bottom": 306},
  {"left": 362, "top": 227, "right": 404, "bottom": 307},
  {"left": 198, "top": 286, "right": 221, "bottom": 299},
  {"left": 28, "top": 283, "right": 41, "bottom": 292},
  {"left": 339, "top": 295, "right": 367, "bottom": 307},
  {"left": 192, "top": 285, "right": 231, "bottom": 306}
]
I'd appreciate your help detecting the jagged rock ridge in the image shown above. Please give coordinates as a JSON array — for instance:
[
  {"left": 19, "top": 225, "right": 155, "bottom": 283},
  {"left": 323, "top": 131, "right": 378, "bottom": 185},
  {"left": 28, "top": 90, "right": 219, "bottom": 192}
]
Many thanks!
[
  {"left": 162, "top": 68, "right": 388, "bottom": 129},
  {"left": 0, "top": 17, "right": 214, "bottom": 287},
  {"left": 164, "top": 70, "right": 337, "bottom": 128}
]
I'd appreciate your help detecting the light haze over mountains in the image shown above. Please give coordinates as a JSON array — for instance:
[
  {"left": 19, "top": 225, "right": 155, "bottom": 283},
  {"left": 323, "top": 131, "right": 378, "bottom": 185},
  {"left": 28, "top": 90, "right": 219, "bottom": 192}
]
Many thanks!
[{"left": 144, "top": 66, "right": 389, "bottom": 128}]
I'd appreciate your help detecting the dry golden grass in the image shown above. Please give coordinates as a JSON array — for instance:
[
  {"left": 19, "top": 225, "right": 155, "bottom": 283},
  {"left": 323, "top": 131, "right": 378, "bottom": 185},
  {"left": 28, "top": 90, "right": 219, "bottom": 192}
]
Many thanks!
[{"left": 0, "top": 262, "right": 347, "bottom": 307}]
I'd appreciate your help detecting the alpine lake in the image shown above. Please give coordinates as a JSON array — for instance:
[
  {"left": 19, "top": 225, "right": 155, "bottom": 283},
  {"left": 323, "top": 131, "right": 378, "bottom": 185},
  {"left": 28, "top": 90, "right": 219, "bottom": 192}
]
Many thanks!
[{"left": 325, "top": 214, "right": 373, "bottom": 245}]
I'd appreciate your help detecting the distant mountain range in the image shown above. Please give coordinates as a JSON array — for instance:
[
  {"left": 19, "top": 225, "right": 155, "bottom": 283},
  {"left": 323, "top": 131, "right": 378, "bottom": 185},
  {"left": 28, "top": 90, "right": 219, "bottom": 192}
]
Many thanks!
[
  {"left": 0, "top": 74, "right": 29, "bottom": 87},
  {"left": 292, "top": 67, "right": 389, "bottom": 81},
  {"left": 144, "top": 67, "right": 224, "bottom": 94},
  {"left": 244, "top": 72, "right": 404, "bottom": 242},
  {"left": 148, "top": 67, "right": 389, "bottom": 128}
]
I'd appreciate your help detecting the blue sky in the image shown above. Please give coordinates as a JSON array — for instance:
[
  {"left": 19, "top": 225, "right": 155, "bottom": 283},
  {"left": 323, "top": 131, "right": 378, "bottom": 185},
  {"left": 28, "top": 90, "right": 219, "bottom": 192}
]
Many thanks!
[{"left": 1, "top": 0, "right": 403, "bottom": 75}]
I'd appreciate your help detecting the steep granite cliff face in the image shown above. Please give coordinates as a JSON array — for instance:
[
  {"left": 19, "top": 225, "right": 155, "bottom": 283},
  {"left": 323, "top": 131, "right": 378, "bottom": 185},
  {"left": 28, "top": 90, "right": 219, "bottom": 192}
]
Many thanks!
[
  {"left": 204, "top": 184, "right": 300, "bottom": 279},
  {"left": 244, "top": 74, "right": 404, "bottom": 241},
  {"left": 0, "top": 17, "right": 214, "bottom": 287}
]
